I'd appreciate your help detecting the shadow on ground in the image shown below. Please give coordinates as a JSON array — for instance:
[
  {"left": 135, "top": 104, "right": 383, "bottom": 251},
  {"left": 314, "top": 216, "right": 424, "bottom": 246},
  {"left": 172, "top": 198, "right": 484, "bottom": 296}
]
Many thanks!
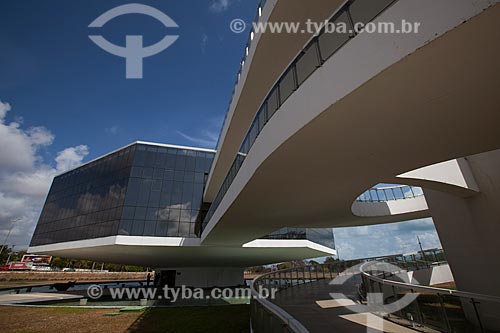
[{"left": 127, "top": 305, "right": 250, "bottom": 333}]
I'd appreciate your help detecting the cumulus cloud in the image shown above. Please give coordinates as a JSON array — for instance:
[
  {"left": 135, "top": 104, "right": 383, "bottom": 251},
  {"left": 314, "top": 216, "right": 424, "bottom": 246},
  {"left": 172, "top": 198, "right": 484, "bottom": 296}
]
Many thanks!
[
  {"left": 332, "top": 218, "right": 442, "bottom": 260},
  {"left": 55, "top": 145, "right": 89, "bottom": 172},
  {"left": 209, "top": 0, "right": 231, "bottom": 13},
  {"left": 0, "top": 100, "right": 89, "bottom": 249}
]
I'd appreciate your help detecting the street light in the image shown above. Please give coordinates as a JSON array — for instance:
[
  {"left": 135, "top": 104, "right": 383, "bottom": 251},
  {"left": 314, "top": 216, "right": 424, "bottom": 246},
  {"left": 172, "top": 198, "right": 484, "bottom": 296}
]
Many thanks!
[{"left": 0, "top": 218, "right": 21, "bottom": 256}]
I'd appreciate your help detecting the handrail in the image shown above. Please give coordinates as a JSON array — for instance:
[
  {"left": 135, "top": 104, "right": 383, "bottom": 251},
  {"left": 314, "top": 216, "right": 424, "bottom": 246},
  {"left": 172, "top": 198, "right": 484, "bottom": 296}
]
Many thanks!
[
  {"left": 356, "top": 185, "right": 424, "bottom": 202},
  {"left": 360, "top": 261, "right": 500, "bottom": 304},
  {"left": 203, "top": 0, "right": 400, "bottom": 231},
  {"left": 215, "top": 0, "right": 268, "bottom": 149},
  {"left": 250, "top": 280, "right": 309, "bottom": 333},
  {"left": 250, "top": 249, "right": 450, "bottom": 332}
]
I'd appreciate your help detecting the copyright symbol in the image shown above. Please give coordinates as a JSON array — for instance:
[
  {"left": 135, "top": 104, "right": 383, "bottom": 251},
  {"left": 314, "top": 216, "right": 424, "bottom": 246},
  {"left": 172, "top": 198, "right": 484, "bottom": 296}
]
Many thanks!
[
  {"left": 230, "top": 19, "right": 246, "bottom": 33},
  {"left": 87, "top": 284, "right": 103, "bottom": 299}
]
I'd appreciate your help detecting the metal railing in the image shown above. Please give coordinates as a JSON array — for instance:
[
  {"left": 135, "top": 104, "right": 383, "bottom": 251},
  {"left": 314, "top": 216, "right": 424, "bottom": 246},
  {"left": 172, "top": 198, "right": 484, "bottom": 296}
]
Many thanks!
[
  {"left": 356, "top": 185, "right": 424, "bottom": 202},
  {"left": 215, "top": 0, "right": 268, "bottom": 149},
  {"left": 251, "top": 262, "right": 357, "bottom": 333},
  {"left": 250, "top": 250, "right": 455, "bottom": 333},
  {"left": 361, "top": 261, "right": 500, "bottom": 333},
  {"left": 204, "top": 0, "right": 399, "bottom": 230}
]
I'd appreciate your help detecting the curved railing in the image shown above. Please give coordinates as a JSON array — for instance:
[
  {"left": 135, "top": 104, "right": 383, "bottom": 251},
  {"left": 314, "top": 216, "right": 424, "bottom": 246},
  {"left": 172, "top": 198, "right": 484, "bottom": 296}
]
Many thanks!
[
  {"left": 204, "top": 0, "right": 400, "bottom": 230},
  {"left": 251, "top": 262, "right": 355, "bottom": 333},
  {"left": 250, "top": 250, "right": 454, "bottom": 332},
  {"left": 360, "top": 261, "right": 500, "bottom": 333},
  {"left": 215, "top": 0, "right": 268, "bottom": 149},
  {"left": 356, "top": 185, "right": 424, "bottom": 203}
]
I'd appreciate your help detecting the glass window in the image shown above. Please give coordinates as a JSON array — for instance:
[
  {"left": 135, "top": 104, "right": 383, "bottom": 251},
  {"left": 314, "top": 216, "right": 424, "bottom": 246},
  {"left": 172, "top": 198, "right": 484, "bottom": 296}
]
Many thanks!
[
  {"left": 143, "top": 220, "right": 156, "bottom": 236},
  {"left": 145, "top": 151, "right": 156, "bottom": 166},
  {"left": 267, "top": 87, "right": 279, "bottom": 119},
  {"left": 171, "top": 182, "right": 183, "bottom": 205},
  {"left": 146, "top": 208, "right": 158, "bottom": 220},
  {"left": 134, "top": 207, "right": 147, "bottom": 220},
  {"left": 296, "top": 42, "right": 320, "bottom": 84},
  {"left": 167, "top": 222, "right": 179, "bottom": 236},
  {"left": 166, "top": 153, "right": 176, "bottom": 169},
  {"left": 182, "top": 183, "right": 194, "bottom": 205},
  {"left": 131, "top": 166, "right": 142, "bottom": 178},
  {"left": 155, "top": 152, "right": 167, "bottom": 167},
  {"left": 175, "top": 155, "right": 186, "bottom": 170},
  {"left": 155, "top": 221, "right": 168, "bottom": 236},
  {"left": 118, "top": 220, "right": 133, "bottom": 235},
  {"left": 148, "top": 191, "right": 160, "bottom": 207},
  {"left": 131, "top": 220, "right": 145, "bottom": 235},
  {"left": 180, "top": 209, "right": 191, "bottom": 222},
  {"left": 168, "top": 209, "right": 181, "bottom": 222},
  {"left": 349, "top": 0, "right": 394, "bottom": 26},
  {"left": 258, "top": 104, "right": 267, "bottom": 132},
  {"left": 142, "top": 167, "right": 153, "bottom": 179},
  {"left": 158, "top": 208, "right": 169, "bottom": 221},
  {"left": 178, "top": 222, "right": 190, "bottom": 236},
  {"left": 185, "top": 155, "right": 196, "bottom": 171},
  {"left": 279, "top": 67, "right": 297, "bottom": 104},
  {"left": 152, "top": 179, "right": 162, "bottom": 191},
  {"left": 194, "top": 172, "right": 204, "bottom": 184},
  {"left": 174, "top": 170, "right": 184, "bottom": 182},
  {"left": 164, "top": 169, "right": 174, "bottom": 181},
  {"left": 137, "top": 179, "right": 152, "bottom": 206},
  {"left": 153, "top": 168, "right": 164, "bottom": 179},
  {"left": 318, "top": 11, "right": 352, "bottom": 61},
  {"left": 183, "top": 172, "right": 194, "bottom": 183}
]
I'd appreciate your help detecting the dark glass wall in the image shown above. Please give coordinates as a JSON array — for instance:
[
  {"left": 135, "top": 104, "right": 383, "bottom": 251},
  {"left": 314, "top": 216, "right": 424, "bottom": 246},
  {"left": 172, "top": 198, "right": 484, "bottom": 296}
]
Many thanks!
[
  {"left": 262, "top": 228, "right": 335, "bottom": 250},
  {"left": 30, "top": 143, "right": 215, "bottom": 246},
  {"left": 118, "top": 144, "right": 214, "bottom": 238},
  {"left": 30, "top": 145, "right": 135, "bottom": 246}
]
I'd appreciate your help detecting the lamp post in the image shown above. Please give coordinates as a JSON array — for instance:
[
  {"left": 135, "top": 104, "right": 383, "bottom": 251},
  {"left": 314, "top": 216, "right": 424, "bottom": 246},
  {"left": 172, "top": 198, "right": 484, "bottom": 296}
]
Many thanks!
[{"left": 0, "top": 218, "right": 21, "bottom": 257}]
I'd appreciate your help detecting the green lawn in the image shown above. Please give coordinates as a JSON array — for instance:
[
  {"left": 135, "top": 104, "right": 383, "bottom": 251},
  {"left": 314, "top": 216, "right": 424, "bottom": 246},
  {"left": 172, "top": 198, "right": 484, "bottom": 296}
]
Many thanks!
[{"left": 128, "top": 305, "right": 250, "bottom": 333}]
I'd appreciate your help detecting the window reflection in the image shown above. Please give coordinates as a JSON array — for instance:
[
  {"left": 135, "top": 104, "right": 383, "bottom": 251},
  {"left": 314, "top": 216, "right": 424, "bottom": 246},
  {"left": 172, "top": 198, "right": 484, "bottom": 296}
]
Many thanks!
[{"left": 30, "top": 143, "right": 215, "bottom": 246}]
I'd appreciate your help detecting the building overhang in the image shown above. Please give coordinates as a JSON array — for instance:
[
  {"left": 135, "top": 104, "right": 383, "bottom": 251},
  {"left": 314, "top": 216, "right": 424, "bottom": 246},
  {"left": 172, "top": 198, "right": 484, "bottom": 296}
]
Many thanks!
[{"left": 28, "top": 236, "right": 336, "bottom": 268}]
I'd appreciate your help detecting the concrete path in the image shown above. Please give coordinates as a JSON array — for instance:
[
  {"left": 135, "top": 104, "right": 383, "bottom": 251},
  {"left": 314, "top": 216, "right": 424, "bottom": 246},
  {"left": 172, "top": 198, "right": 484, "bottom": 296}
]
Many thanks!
[
  {"left": 274, "top": 277, "right": 415, "bottom": 333},
  {"left": 0, "top": 292, "right": 82, "bottom": 305}
]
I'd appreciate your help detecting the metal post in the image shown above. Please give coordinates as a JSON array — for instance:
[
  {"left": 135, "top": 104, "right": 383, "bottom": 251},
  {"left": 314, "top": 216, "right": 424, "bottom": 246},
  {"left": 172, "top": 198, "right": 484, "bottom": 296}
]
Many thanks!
[
  {"left": 438, "top": 294, "right": 453, "bottom": 332},
  {"left": 470, "top": 298, "right": 485, "bottom": 333}
]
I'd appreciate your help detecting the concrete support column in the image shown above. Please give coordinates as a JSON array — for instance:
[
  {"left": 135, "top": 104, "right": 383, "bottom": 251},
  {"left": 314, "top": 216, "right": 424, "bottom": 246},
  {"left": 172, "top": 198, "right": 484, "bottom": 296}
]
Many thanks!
[{"left": 423, "top": 149, "right": 500, "bottom": 330}]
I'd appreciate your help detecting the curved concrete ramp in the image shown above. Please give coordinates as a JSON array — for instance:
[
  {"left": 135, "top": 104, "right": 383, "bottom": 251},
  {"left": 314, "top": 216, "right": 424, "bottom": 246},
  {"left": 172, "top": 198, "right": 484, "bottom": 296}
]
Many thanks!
[{"left": 202, "top": 2, "right": 500, "bottom": 246}]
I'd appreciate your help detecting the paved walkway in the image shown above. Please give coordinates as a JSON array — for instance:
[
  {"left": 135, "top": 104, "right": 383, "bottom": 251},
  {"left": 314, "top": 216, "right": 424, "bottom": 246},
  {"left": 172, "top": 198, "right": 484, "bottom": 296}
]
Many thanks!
[
  {"left": 0, "top": 292, "right": 82, "bottom": 305},
  {"left": 274, "top": 277, "right": 415, "bottom": 333}
]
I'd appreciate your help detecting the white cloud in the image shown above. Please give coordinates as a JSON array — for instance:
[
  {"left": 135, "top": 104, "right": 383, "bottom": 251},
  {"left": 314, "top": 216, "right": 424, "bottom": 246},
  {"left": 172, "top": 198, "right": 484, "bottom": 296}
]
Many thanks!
[
  {"left": 55, "top": 145, "right": 89, "bottom": 172},
  {"left": 209, "top": 0, "right": 231, "bottom": 13},
  {"left": 201, "top": 33, "right": 209, "bottom": 54},
  {"left": 0, "top": 100, "right": 89, "bottom": 248},
  {"left": 177, "top": 129, "right": 218, "bottom": 149},
  {"left": 105, "top": 125, "right": 119, "bottom": 135},
  {"left": 0, "top": 101, "right": 11, "bottom": 119},
  {"left": 333, "top": 218, "right": 442, "bottom": 260}
]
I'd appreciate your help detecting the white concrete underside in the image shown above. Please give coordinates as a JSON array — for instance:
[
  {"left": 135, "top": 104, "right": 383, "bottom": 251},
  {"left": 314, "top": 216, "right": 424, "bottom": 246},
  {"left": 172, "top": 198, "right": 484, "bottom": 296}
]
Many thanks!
[
  {"left": 28, "top": 236, "right": 335, "bottom": 268},
  {"left": 201, "top": 0, "right": 500, "bottom": 246}
]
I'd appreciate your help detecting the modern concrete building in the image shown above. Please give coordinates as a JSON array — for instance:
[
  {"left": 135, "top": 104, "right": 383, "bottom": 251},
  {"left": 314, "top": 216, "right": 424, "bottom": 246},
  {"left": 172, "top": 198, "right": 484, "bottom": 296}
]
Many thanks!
[
  {"left": 29, "top": 0, "right": 500, "bottom": 325},
  {"left": 28, "top": 142, "right": 336, "bottom": 287}
]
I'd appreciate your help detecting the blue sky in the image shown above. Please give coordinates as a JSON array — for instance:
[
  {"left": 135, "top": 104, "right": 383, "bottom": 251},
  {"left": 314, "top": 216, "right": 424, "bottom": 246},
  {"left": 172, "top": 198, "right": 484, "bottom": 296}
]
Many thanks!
[{"left": 0, "top": 0, "right": 441, "bottom": 258}]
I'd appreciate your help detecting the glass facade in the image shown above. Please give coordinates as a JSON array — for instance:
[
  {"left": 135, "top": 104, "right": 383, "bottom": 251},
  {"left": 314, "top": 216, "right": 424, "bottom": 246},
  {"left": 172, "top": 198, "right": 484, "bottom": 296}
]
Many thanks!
[
  {"left": 30, "top": 143, "right": 215, "bottom": 246},
  {"left": 262, "top": 228, "right": 335, "bottom": 250}
]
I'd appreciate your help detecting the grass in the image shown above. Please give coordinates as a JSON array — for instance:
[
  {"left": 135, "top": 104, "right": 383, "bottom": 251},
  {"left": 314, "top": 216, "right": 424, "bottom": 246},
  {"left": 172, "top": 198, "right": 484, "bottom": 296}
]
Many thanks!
[
  {"left": 0, "top": 306, "right": 141, "bottom": 333},
  {"left": 127, "top": 305, "right": 250, "bottom": 333},
  {"left": 0, "top": 305, "right": 250, "bottom": 333}
]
